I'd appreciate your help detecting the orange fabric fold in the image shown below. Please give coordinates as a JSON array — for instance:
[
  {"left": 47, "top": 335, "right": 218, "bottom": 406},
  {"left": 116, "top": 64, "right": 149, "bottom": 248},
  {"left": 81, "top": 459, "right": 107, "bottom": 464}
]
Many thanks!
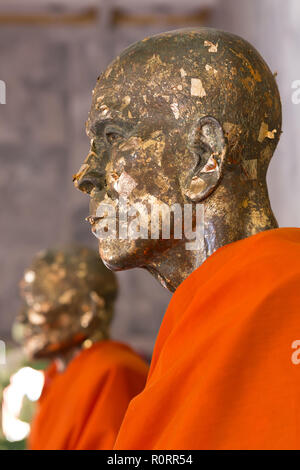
[
  {"left": 29, "top": 340, "right": 148, "bottom": 450},
  {"left": 115, "top": 228, "right": 300, "bottom": 450}
]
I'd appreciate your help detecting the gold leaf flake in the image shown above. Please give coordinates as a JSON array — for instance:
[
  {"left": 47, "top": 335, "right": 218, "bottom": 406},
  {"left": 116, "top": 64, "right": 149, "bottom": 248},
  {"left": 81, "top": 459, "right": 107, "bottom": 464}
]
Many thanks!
[
  {"left": 204, "top": 40, "right": 218, "bottom": 53},
  {"left": 205, "top": 64, "right": 218, "bottom": 74},
  {"left": 191, "top": 78, "right": 206, "bottom": 97},
  {"left": 170, "top": 102, "right": 180, "bottom": 119},
  {"left": 258, "top": 122, "right": 277, "bottom": 143},
  {"left": 242, "top": 159, "right": 257, "bottom": 180}
]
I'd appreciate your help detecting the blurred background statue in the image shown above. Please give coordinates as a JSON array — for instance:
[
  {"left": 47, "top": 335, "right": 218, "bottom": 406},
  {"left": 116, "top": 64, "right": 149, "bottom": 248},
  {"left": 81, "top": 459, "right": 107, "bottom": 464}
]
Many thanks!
[
  {"left": 8, "top": 246, "right": 148, "bottom": 450},
  {"left": 16, "top": 245, "right": 117, "bottom": 362}
]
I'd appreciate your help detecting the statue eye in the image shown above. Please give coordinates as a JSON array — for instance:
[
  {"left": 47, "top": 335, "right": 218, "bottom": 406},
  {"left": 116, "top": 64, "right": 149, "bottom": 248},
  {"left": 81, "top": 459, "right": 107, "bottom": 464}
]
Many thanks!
[{"left": 104, "top": 126, "right": 124, "bottom": 145}]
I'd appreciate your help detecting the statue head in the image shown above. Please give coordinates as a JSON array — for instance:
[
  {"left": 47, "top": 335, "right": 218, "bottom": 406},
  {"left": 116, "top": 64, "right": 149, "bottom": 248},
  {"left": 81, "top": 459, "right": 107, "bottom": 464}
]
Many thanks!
[
  {"left": 74, "top": 28, "right": 282, "bottom": 291},
  {"left": 15, "top": 246, "right": 117, "bottom": 360}
]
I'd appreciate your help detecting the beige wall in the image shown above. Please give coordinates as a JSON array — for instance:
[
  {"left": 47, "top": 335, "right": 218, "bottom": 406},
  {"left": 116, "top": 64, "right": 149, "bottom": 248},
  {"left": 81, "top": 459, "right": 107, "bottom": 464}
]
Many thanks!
[{"left": 214, "top": 0, "right": 300, "bottom": 228}]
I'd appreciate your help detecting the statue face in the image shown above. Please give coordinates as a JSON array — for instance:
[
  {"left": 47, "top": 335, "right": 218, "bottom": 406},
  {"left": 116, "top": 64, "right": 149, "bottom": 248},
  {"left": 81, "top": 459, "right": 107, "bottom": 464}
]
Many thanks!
[
  {"left": 85, "top": 84, "right": 189, "bottom": 270},
  {"left": 15, "top": 247, "right": 117, "bottom": 359},
  {"left": 74, "top": 29, "right": 281, "bottom": 275}
]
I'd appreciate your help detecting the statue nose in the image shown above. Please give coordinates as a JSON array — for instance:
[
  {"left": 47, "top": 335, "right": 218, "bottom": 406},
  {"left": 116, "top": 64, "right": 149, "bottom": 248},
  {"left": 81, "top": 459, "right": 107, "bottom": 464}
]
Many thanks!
[{"left": 73, "top": 164, "right": 105, "bottom": 195}]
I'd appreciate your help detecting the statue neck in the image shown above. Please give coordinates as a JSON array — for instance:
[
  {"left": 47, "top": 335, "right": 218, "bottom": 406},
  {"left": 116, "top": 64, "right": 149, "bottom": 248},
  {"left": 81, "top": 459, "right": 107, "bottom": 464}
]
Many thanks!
[
  {"left": 55, "top": 330, "right": 110, "bottom": 371},
  {"left": 146, "top": 181, "right": 278, "bottom": 292}
]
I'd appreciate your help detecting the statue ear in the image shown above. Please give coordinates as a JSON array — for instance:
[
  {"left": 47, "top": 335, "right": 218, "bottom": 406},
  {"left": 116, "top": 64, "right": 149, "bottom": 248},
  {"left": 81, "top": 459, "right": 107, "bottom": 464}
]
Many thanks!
[{"left": 184, "top": 116, "right": 226, "bottom": 202}]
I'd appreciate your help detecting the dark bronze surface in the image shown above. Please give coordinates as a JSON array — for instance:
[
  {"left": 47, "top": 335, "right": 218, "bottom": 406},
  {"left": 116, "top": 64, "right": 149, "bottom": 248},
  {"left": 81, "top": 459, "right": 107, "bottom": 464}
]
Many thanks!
[{"left": 74, "top": 28, "right": 282, "bottom": 292}]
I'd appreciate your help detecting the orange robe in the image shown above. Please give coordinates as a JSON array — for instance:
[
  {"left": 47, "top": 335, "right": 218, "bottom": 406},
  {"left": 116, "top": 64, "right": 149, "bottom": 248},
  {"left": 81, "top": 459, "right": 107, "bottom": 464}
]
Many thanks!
[
  {"left": 115, "top": 228, "right": 300, "bottom": 450},
  {"left": 29, "top": 340, "right": 148, "bottom": 450}
]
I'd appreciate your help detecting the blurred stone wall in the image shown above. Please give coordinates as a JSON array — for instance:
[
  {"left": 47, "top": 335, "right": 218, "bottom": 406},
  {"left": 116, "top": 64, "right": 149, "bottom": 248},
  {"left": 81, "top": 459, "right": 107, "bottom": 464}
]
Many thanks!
[{"left": 0, "top": 1, "right": 215, "bottom": 357}]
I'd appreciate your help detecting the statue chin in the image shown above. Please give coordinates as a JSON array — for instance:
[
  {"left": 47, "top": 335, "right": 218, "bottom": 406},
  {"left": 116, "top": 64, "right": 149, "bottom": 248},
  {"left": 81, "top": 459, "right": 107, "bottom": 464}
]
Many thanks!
[
  {"left": 98, "top": 238, "right": 146, "bottom": 271},
  {"left": 98, "top": 235, "right": 181, "bottom": 272}
]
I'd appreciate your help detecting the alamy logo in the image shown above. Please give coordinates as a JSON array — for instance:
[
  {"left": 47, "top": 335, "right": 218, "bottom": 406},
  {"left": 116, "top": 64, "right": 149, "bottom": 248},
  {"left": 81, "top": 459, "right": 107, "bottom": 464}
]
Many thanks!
[
  {"left": 90, "top": 196, "right": 205, "bottom": 251},
  {"left": 0, "top": 340, "right": 6, "bottom": 365},
  {"left": 0, "top": 80, "right": 6, "bottom": 104},
  {"left": 291, "top": 340, "right": 300, "bottom": 365},
  {"left": 291, "top": 81, "right": 300, "bottom": 104}
]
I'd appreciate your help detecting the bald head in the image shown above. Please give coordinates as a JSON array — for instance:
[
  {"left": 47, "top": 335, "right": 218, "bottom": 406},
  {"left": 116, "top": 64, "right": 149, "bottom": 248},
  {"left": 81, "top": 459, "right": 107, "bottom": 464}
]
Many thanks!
[
  {"left": 88, "top": 28, "right": 281, "bottom": 175},
  {"left": 74, "top": 28, "right": 282, "bottom": 291}
]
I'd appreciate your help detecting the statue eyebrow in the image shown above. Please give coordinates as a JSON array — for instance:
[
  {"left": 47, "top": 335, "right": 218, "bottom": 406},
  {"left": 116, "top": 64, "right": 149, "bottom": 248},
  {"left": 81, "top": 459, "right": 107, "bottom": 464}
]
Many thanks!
[
  {"left": 87, "top": 118, "right": 132, "bottom": 137},
  {"left": 88, "top": 119, "right": 114, "bottom": 136}
]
